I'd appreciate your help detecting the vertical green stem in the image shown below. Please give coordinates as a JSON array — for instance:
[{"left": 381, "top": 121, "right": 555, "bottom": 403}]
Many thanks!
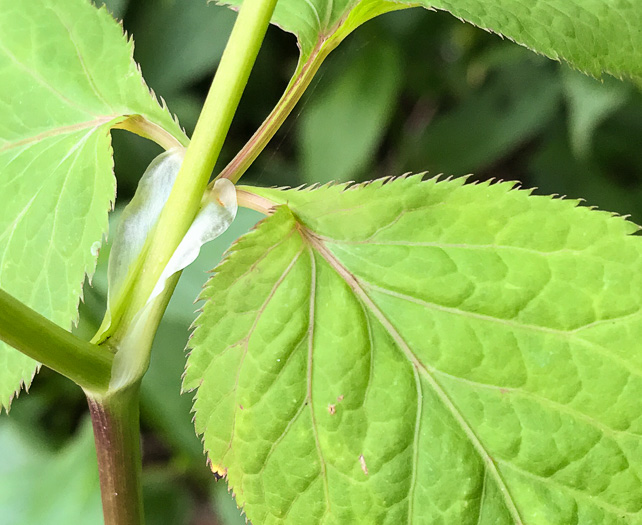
[
  {"left": 116, "top": 0, "right": 278, "bottom": 333},
  {"left": 87, "top": 2, "right": 278, "bottom": 523},
  {"left": 88, "top": 386, "right": 143, "bottom": 525}
]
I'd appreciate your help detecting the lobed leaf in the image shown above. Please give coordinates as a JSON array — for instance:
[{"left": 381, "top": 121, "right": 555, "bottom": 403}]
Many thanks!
[
  {"left": 186, "top": 176, "right": 642, "bottom": 523},
  {"left": 0, "top": 0, "right": 187, "bottom": 409}
]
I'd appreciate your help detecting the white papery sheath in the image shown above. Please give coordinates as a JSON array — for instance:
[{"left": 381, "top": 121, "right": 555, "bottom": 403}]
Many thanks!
[{"left": 106, "top": 150, "right": 237, "bottom": 389}]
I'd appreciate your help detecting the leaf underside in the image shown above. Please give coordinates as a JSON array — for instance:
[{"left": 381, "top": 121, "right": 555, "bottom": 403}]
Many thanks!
[
  {"left": 186, "top": 176, "right": 642, "bottom": 524},
  {"left": 0, "top": 0, "right": 186, "bottom": 409}
]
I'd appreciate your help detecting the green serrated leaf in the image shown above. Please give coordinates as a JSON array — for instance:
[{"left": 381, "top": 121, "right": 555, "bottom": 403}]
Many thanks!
[
  {"left": 186, "top": 176, "right": 642, "bottom": 523},
  {"left": 221, "top": 0, "right": 642, "bottom": 83},
  {"left": 0, "top": 0, "right": 188, "bottom": 409},
  {"left": 420, "top": 0, "right": 642, "bottom": 83}
]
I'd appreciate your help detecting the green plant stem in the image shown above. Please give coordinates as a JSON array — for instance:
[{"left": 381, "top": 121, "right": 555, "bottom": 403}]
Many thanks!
[
  {"left": 214, "top": 0, "right": 410, "bottom": 185},
  {"left": 216, "top": 43, "right": 334, "bottom": 184},
  {"left": 85, "top": 4, "right": 278, "bottom": 522},
  {"left": 87, "top": 385, "right": 143, "bottom": 525},
  {"left": 0, "top": 287, "right": 112, "bottom": 393},
  {"left": 113, "top": 115, "right": 189, "bottom": 150},
  {"left": 114, "top": 0, "right": 278, "bottom": 339}
]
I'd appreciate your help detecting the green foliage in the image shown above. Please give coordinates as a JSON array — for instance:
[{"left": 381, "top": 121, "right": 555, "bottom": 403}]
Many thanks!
[
  {"left": 419, "top": 0, "right": 642, "bottom": 83},
  {"left": 2, "top": 0, "right": 642, "bottom": 524},
  {"left": 187, "top": 177, "right": 642, "bottom": 523},
  {"left": 403, "top": 56, "right": 562, "bottom": 176},
  {"left": 221, "top": 0, "right": 642, "bottom": 83},
  {"left": 0, "top": 0, "right": 186, "bottom": 409}
]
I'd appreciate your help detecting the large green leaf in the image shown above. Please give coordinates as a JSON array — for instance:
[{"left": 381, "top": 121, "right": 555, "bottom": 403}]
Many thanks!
[
  {"left": 0, "top": 0, "right": 187, "bottom": 409},
  {"left": 186, "top": 177, "right": 642, "bottom": 523},
  {"left": 221, "top": 0, "right": 642, "bottom": 82}
]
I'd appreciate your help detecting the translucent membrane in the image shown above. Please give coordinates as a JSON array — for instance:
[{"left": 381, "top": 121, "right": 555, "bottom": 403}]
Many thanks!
[
  {"left": 106, "top": 150, "right": 237, "bottom": 389},
  {"left": 106, "top": 148, "right": 185, "bottom": 327},
  {"left": 147, "top": 178, "right": 237, "bottom": 304}
]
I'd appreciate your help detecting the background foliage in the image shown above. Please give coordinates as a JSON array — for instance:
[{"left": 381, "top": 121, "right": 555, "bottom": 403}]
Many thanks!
[{"left": 1, "top": 0, "right": 641, "bottom": 523}]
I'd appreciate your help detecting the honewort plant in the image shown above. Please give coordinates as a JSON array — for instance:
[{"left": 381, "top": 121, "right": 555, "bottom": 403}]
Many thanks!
[{"left": 1, "top": 0, "right": 642, "bottom": 523}]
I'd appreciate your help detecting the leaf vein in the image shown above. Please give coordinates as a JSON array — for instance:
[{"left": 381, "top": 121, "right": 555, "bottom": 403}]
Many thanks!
[
  {"left": 475, "top": 469, "right": 488, "bottom": 525},
  {"left": 301, "top": 228, "right": 525, "bottom": 524},
  {"left": 201, "top": 248, "right": 304, "bottom": 459},
  {"left": 495, "top": 458, "right": 642, "bottom": 517},
  {"left": 50, "top": 7, "right": 114, "bottom": 111},
  {"left": 407, "top": 364, "right": 422, "bottom": 524},
  {"left": 0, "top": 39, "right": 99, "bottom": 118},
  {"left": 0, "top": 117, "right": 117, "bottom": 154},
  {"left": 433, "top": 370, "right": 642, "bottom": 439},
  {"left": 307, "top": 247, "right": 332, "bottom": 517}
]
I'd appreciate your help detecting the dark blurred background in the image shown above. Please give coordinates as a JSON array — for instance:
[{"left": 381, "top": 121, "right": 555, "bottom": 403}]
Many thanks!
[{"left": 2, "top": 0, "right": 641, "bottom": 523}]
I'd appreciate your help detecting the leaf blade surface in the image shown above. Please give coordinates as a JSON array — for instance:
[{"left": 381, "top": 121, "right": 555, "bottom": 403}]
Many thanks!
[{"left": 187, "top": 177, "right": 642, "bottom": 524}]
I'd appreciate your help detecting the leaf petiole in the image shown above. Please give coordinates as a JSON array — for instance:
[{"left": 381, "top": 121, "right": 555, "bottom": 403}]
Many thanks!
[
  {"left": 214, "top": 0, "right": 409, "bottom": 185},
  {"left": 0, "top": 288, "right": 113, "bottom": 394}
]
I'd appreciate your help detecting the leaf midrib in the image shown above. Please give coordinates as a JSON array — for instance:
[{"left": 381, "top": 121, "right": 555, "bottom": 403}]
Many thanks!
[
  {"left": 298, "top": 225, "right": 525, "bottom": 524},
  {"left": 0, "top": 117, "right": 119, "bottom": 154}
]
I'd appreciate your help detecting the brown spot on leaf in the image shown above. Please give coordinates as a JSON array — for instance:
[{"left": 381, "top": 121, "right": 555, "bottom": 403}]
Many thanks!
[
  {"left": 239, "top": 404, "right": 244, "bottom": 410},
  {"left": 328, "top": 404, "right": 336, "bottom": 415},
  {"left": 337, "top": 395, "right": 344, "bottom": 403}
]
